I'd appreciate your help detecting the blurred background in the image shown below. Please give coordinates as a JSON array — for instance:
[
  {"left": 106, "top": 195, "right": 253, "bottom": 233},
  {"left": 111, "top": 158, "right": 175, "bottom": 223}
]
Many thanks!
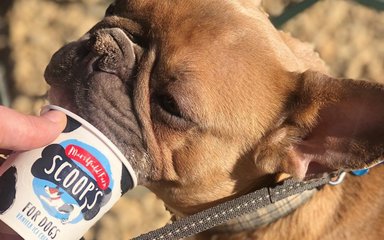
[{"left": 0, "top": 0, "right": 383, "bottom": 239}]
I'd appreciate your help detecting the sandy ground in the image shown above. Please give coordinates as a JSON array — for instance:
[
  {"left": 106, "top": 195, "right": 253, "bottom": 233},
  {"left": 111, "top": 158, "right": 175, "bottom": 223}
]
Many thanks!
[{"left": 0, "top": 0, "right": 383, "bottom": 239}]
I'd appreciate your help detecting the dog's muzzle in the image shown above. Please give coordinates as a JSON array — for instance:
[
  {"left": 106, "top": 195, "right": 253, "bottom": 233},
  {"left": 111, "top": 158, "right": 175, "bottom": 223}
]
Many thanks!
[
  {"left": 44, "top": 27, "right": 147, "bottom": 179},
  {"left": 45, "top": 27, "right": 136, "bottom": 94}
]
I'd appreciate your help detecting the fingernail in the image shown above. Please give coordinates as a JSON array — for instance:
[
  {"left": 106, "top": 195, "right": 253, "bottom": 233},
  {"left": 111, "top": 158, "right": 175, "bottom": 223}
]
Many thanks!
[{"left": 41, "top": 110, "right": 67, "bottom": 124}]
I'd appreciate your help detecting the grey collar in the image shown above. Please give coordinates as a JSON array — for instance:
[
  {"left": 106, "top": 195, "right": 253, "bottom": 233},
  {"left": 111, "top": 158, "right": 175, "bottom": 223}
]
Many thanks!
[
  {"left": 133, "top": 176, "right": 333, "bottom": 240},
  {"left": 206, "top": 189, "right": 317, "bottom": 234}
]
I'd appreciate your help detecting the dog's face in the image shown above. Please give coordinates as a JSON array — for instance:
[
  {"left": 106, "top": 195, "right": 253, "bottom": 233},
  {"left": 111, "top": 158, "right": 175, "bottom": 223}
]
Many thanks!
[{"left": 45, "top": 0, "right": 384, "bottom": 215}]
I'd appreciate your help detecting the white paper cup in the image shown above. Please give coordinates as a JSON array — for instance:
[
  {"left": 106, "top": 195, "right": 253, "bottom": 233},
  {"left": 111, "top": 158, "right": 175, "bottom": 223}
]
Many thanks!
[{"left": 0, "top": 105, "right": 137, "bottom": 240}]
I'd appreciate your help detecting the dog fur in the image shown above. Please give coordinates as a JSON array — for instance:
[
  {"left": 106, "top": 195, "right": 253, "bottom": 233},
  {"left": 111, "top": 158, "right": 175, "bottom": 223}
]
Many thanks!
[{"left": 45, "top": 1, "right": 384, "bottom": 239}]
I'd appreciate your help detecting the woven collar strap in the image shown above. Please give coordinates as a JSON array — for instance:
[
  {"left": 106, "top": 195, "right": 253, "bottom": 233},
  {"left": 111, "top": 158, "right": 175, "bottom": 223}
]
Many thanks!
[
  {"left": 208, "top": 188, "right": 317, "bottom": 234},
  {"left": 133, "top": 175, "right": 332, "bottom": 240}
]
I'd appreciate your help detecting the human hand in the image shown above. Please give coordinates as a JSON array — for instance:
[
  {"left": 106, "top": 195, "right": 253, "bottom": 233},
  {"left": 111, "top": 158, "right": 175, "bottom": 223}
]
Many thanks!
[
  {"left": 0, "top": 106, "right": 66, "bottom": 238},
  {"left": 0, "top": 106, "right": 67, "bottom": 155}
]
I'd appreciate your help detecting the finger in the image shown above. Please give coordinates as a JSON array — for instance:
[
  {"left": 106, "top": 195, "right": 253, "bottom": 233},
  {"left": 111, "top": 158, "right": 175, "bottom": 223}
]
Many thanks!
[{"left": 0, "top": 106, "right": 67, "bottom": 151}]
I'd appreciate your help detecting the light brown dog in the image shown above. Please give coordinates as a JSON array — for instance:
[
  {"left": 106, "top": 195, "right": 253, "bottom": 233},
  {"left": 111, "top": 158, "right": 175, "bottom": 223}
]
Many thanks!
[{"left": 45, "top": 0, "right": 384, "bottom": 239}]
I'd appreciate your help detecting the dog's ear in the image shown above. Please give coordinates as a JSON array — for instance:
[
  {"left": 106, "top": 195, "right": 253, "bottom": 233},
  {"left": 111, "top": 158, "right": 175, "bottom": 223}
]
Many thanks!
[{"left": 258, "top": 71, "right": 384, "bottom": 179}]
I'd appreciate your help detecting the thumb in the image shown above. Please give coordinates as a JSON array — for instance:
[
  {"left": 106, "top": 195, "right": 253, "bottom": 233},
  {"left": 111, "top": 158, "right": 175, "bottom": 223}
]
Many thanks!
[{"left": 0, "top": 106, "right": 67, "bottom": 151}]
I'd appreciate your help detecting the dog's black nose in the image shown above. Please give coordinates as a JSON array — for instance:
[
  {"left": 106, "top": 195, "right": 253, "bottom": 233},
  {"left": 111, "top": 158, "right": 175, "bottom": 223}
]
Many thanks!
[
  {"left": 45, "top": 28, "right": 137, "bottom": 87},
  {"left": 88, "top": 28, "right": 136, "bottom": 81}
]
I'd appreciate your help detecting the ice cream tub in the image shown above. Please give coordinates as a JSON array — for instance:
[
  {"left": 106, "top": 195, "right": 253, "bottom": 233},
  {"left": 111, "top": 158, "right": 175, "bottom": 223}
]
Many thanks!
[{"left": 0, "top": 105, "right": 137, "bottom": 240}]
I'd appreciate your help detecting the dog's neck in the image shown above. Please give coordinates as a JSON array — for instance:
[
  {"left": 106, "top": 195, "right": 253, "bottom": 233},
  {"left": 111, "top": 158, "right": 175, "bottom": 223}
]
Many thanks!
[{"left": 201, "top": 188, "right": 317, "bottom": 235}]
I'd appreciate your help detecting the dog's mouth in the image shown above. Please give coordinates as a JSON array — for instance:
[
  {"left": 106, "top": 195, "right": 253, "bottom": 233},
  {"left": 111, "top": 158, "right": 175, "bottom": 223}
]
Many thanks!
[{"left": 44, "top": 27, "right": 148, "bottom": 178}]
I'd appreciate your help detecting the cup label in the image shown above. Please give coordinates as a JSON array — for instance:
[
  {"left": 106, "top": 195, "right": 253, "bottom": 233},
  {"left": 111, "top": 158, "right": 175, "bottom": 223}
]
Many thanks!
[{"left": 31, "top": 140, "right": 114, "bottom": 224}]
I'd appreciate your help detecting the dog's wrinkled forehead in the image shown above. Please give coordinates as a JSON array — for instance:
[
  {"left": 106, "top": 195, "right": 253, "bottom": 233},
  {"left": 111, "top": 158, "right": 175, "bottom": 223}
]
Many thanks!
[
  {"left": 107, "top": 0, "right": 263, "bottom": 42},
  {"left": 99, "top": 0, "right": 296, "bottom": 75},
  {"left": 111, "top": 0, "right": 255, "bottom": 22},
  {"left": 99, "top": 0, "right": 280, "bottom": 83}
]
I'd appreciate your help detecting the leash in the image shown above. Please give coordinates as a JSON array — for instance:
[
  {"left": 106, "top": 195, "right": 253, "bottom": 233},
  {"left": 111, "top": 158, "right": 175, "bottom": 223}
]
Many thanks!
[
  {"left": 355, "top": 0, "right": 384, "bottom": 11},
  {"left": 133, "top": 174, "right": 334, "bottom": 240},
  {"left": 271, "top": 0, "right": 319, "bottom": 28},
  {"left": 271, "top": 0, "right": 384, "bottom": 28}
]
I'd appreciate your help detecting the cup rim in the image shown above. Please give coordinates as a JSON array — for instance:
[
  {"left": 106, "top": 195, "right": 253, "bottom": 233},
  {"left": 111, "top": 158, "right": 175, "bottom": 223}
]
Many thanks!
[{"left": 46, "top": 105, "right": 138, "bottom": 187}]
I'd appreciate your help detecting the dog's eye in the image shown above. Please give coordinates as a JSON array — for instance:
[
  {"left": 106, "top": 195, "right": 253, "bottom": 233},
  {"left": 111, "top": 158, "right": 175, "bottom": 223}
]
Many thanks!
[
  {"left": 156, "top": 94, "right": 183, "bottom": 118},
  {"left": 152, "top": 93, "right": 194, "bottom": 130}
]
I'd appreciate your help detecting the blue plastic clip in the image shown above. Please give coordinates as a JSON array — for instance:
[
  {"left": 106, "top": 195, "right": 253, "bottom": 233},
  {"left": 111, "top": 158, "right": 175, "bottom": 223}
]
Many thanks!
[{"left": 351, "top": 169, "right": 370, "bottom": 176}]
